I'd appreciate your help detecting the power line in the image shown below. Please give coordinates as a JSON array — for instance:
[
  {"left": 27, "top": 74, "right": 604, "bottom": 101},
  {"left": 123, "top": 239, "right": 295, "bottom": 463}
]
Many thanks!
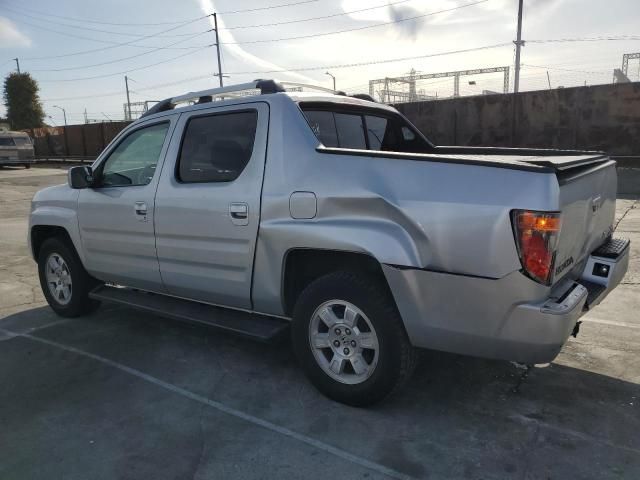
[
  {"left": 30, "top": 31, "right": 213, "bottom": 72},
  {"left": 39, "top": 42, "right": 510, "bottom": 100},
  {"left": 223, "top": 0, "right": 416, "bottom": 30},
  {"left": 2, "top": 6, "right": 204, "bottom": 38},
  {"left": 5, "top": 0, "right": 319, "bottom": 26},
  {"left": 201, "top": 43, "right": 512, "bottom": 74},
  {"left": 528, "top": 35, "right": 640, "bottom": 44},
  {"left": 219, "top": 0, "right": 489, "bottom": 45},
  {"left": 523, "top": 63, "right": 611, "bottom": 75},
  {"left": 18, "top": 16, "right": 211, "bottom": 60},
  {"left": 216, "top": 0, "right": 320, "bottom": 14},
  {"left": 38, "top": 45, "right": 213, "bottom": 83}
]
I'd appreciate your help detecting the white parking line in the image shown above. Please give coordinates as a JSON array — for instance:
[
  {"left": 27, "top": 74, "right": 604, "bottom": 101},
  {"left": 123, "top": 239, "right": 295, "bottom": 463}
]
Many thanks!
[
  {"left": 0, "top": 327, "right": 413, "bottom": 480},
  {"left": 25, "top": 318, "right": 75, "bottom": 333},
  {"left": 585, "top": 317, "right": 640, "bottom": 330}
]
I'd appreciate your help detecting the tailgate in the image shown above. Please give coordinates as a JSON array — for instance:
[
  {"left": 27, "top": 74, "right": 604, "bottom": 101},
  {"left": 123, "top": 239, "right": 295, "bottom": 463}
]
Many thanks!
[{"left": 552, "top": 160, "right": 618, "bottom": 283}]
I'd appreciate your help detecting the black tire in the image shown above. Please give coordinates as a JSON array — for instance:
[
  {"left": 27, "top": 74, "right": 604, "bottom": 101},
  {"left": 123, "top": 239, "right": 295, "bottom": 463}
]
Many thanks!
[
  {"left": 38, "top": 237, "right": 101, "bottom": 317},
  {"left": 24, "top": 164, "right": 31, "bottom": 169},
  {"left": 292, "top": 270, "right": 416, "bottom": 406}
]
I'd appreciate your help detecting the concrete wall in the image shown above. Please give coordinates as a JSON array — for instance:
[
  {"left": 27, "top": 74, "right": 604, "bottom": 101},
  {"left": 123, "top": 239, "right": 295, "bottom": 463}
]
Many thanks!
[
  {"left": 395, "top": 83, "right": 640, "bottom": 195},
  {"left": 396, "top": 82, "right": 640, "bottom": 155}
]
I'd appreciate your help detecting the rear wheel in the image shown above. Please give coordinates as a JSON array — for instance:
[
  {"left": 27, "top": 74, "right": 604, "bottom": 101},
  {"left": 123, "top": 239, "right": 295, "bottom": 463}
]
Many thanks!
[
  {"left": 24, "top": 164, "right": 31, "bottom": 169},
  {"left": 38, "top": 237, "right": 101, "bottom": 317},
  {"left": 292, "top": 271, "right": 416, "bottom": 406}
]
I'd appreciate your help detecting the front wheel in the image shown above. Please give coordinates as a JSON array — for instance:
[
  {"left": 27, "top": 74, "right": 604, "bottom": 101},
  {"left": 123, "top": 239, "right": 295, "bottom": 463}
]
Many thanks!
[
  {"left": 38, "top": 237, "right": 101, "bottom": 317},
  {"left": 292, "top": 271, "right": 416, "bottom": 406}
]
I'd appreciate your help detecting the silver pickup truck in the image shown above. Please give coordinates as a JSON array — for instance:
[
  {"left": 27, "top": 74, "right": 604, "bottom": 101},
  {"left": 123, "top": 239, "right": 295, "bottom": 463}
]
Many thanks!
[{"left": 28, "top": 80, "right": 629, "bottom": 406}]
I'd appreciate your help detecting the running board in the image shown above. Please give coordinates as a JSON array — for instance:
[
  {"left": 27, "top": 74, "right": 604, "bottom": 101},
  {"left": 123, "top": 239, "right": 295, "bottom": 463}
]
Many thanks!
[{"left": 89, "top": 285, "right": 289, "bottom": 342}]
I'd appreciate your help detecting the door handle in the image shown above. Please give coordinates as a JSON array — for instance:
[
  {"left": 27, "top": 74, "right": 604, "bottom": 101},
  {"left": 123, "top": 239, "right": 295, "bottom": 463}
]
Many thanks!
[
  {"left": 134, "top": 201, "right": 147, "bottom": 215},
  {"left": 229, "top": 203, "right": 249, "bottom": 225}
]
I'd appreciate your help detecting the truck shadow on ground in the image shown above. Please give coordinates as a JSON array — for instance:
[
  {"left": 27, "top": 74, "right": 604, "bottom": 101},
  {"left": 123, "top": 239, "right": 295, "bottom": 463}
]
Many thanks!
[{"left": 2, "top": 305, "right": 639, "bottom": 479}]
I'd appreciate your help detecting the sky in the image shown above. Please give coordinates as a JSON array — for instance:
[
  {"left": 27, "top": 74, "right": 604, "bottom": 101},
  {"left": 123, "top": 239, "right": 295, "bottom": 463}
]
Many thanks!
[{"left": 1, "top": 0, "right": 640, "bottom": 126}]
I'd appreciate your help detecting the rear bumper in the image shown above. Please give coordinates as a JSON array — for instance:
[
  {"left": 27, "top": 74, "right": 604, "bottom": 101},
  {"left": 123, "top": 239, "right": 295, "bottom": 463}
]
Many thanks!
[{"left": 383, "top": 237, "right": 630, "bottom": 364}]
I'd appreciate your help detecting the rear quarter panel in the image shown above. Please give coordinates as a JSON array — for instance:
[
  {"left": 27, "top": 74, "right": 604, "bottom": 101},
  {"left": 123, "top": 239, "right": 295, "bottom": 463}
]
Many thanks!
[{"left": 252, "top": 98, "right": 560, "bottom": 316}]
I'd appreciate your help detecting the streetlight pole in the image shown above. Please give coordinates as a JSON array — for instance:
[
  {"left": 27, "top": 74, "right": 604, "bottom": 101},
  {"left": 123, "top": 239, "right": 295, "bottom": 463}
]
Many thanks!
[
  {"left": 325, "top": 71, "right": 336, "bottom": 91},
  {"left": 52, "top": 105, "right": 67, "bottom": 126}
]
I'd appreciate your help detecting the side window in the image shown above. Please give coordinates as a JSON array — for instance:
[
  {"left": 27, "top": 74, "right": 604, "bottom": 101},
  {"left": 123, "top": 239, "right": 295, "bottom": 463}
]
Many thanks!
[
  {"left": 178, "top": 111, "right": 257, "bottom": 183},
  {"left": 303, "top": 111, "right": 338, "bottom": 147},
  {"left": 364, "top": 115, "right": 388, "bottom": 150},
  {"left": 334, "top": 113, "right": 367, "bottom": 149},
  {"left": 101, "top": 122, "right": 169, "bottom": 187}
]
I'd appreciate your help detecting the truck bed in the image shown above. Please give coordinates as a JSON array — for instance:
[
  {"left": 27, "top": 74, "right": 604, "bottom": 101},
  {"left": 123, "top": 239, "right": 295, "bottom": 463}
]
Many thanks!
[{"left": 318, "top": 145, "right": 611, "bottom": 174}]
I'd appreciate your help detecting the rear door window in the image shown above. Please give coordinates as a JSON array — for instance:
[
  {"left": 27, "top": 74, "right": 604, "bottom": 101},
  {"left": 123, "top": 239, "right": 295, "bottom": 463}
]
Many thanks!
[
  {"left": 0, "top": 137, "right": 16, "bottom": 146},
  {"left": 177, "top": 111, "right": 258, "bottom": 183}
]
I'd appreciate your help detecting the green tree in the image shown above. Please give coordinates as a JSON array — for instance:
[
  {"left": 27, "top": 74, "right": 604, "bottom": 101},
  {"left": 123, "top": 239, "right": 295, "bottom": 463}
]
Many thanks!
[{"left": 3, "top": 72, "right": 45, "bottom": 130}]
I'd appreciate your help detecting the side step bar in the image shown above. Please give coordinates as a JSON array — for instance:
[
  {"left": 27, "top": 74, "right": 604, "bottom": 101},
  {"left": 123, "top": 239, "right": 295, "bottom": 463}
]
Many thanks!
[{"left": 89, "top": 285, "right": 290, "bottom": 342}]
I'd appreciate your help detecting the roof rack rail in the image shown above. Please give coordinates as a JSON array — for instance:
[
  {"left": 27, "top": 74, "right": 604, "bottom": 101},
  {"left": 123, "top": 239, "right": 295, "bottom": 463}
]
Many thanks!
[
  {"left": 141, "top": 79, "right": 287, "bottom": 118},
  {"left": 141, "top": 79, "right": 352, "bottom": 119},
  {"left": 140, "top": 79, "right": 377, "bottom": 119}
]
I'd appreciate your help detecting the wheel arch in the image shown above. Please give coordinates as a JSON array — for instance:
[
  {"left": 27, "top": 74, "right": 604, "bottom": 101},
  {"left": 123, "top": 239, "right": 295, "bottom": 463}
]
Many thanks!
[
  {"left": 30, "top": 224, "right": 80, "bottom": 263},
  {"left": 281, "top": 248, "right": 395, "bottom": 316}
]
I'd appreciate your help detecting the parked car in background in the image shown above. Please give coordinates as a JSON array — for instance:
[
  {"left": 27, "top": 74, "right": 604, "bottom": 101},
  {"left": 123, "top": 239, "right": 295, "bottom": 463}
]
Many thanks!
[
  {"left": 28, "top": 80, "right": 629, "bottom": 406},
  {"left": 0, "top": 131, "right": 35, "bottom": 168}
]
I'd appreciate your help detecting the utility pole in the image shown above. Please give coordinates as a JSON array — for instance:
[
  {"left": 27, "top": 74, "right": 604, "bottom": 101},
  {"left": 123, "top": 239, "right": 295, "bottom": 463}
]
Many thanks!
[
  {"left": 14, "top": 58, "right": 20, "bottom": 74},
  {"left": 84, "top": 108, "right": 88, "bottom": 124},
  {"left": 213, "top": 13, "right": 223, "bottom": 87},
  {"left": 546, "top": 71, "right": 552, "bottom": 90},
  {"left": 124, "top": 75, "right": 132, "bottom": 121},
  {"left": 511, "top": 0, "right": 524, "bottom": 147},
  {"left": 513, "top": 0, "right": 524, "bottom": 94}
]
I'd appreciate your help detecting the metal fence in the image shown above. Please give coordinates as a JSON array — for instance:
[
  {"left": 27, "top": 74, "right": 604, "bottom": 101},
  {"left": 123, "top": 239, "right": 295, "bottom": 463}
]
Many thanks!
[{"left": 26, "top": 121, "right": 131, "bottom": 161}]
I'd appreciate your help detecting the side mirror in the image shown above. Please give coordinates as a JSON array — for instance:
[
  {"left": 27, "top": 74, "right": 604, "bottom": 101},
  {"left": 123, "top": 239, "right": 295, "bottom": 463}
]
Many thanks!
[{"left": 68, "top": 166, "right": 94, "bottom": 189}]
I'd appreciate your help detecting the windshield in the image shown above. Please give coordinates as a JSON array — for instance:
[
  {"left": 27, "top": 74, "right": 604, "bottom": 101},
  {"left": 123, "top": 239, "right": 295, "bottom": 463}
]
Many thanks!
[{"left": 301, "top": 104, "right": 433, "bottom": 153}]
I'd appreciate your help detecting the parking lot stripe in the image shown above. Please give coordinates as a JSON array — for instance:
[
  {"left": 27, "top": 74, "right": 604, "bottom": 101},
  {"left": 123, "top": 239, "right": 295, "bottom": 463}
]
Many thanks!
[
  {"left": 0, "top": 328, "right": 414, "bottom": 480},
  {"left": 585, "top": 317, "right": 640, "bottom": 330},
  {"left": 25, "top": 318, "right": 75, "bottom": 333}
]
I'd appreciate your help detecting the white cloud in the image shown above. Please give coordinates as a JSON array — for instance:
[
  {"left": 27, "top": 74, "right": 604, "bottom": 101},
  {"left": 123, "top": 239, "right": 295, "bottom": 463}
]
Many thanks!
[{"left": 0, "top": 17, "right": 31, "bottom": 48}]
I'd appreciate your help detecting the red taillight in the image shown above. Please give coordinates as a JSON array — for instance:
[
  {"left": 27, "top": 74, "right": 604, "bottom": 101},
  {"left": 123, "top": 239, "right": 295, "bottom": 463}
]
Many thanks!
[{"left": 511, "top": 210, "right": 562, "bottom": 285}]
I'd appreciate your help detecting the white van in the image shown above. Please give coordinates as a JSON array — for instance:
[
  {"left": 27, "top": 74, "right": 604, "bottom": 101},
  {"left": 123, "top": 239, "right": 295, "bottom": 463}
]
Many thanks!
[{"left": 0, "top": 131, "right": 35, "bottom": 168}]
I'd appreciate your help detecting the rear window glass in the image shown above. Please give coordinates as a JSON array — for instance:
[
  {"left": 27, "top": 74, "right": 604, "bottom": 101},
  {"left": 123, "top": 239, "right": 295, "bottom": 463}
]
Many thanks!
[
  {"left": 304, "top": 111, "right": 338, "bottom": 147},
  {"left": 0, "top": 137, "right": 16, "bottom": 146},
  {"left": 301, "top": 107, "right": 433, "bottom": 153},
  {"left": 364, "top": 115, "right": 388, "bottom": 150},
  {"left": 335, "top": 113, "right": 366, "bottom": 149}
]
